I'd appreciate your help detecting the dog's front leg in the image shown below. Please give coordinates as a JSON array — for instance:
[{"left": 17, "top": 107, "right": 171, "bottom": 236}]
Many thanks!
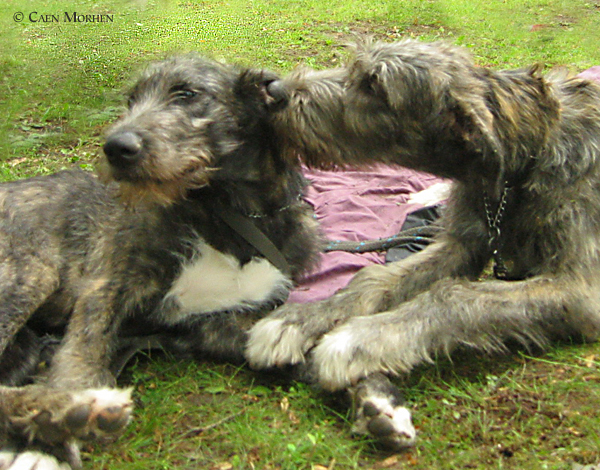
[
  {"left": 310, "top": 274, "right": 600, "bottom": 391},
  {"left": 247, "top": 233, "right": 487, "bottom": 370},
  {"left": 47, "top": 280, "right": 124, "bottom": 389}
]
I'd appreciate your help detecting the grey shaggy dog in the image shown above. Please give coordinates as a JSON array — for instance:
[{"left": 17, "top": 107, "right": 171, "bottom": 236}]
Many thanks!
[
  {"left": 0, "top": 56, "right": 322, "bottom": 470},
  {"left": 248, "top": 38, "right": 600, "bottom": 397}
]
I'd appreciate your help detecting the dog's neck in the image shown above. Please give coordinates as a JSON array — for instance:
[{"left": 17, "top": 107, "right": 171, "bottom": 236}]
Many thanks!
[{"left": 188, "top": 177, "right": 304, "bottom": 219}]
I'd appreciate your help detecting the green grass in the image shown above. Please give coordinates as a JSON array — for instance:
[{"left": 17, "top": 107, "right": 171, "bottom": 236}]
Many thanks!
[
  {"left": 2, "top": 0, "right": 600, "bottom": 468},
  {"left": 2, "top": 0, "right": 599, "bottom": 165}
]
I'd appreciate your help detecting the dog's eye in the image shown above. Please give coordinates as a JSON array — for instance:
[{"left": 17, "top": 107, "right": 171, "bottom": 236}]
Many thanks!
[
  {"left": 172, "top": 89, "right": 198, "bottom": 103},
  {"left": 126, "top": 94, "right": 136, "bottom": 109},
  {"left": 179, "top": 90, "right": 198, "bottom": 99}
]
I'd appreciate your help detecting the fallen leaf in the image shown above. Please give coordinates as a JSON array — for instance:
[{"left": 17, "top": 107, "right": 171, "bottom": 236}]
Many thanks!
[
  {"left": 288, "top": 411, "right": 300, "bottom": 424},
  {"left": 8, "top": 158, "right": 27, "bottom": 167},
  {"left": 378, "top": 455, "right": 399, "bottom": 468},
  {"left": 211, "top": 463, "right": 233, "bottom": 470}
]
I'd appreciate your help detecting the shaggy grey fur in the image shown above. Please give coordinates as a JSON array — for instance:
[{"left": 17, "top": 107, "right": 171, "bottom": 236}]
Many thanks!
[
  {"left": 0, "top": 56, "right": 321, "bottom": 469},
  {"left": 247, "top": 39, "right": 600, "bottom": 394}
]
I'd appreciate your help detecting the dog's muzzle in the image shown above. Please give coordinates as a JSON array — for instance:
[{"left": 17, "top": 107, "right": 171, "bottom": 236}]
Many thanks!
[
  {"left": 265, "top": 80, "right": 289, "bottom": 111},
  {"left": 104, "top": 131, "right": 143, "bottom": 169}
]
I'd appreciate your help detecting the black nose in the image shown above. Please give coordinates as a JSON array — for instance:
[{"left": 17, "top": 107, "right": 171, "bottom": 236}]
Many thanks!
[
  {"left": 103, "top": 132, "right": 143, "bottom": 167},
  {"left": 265, "top": 80, "right": 289, "bottom": 110}
]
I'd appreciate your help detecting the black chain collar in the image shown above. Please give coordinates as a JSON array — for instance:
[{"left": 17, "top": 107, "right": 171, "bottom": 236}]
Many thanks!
[{"left": 484, "top": 182, "right": 511, "bottom": 280}]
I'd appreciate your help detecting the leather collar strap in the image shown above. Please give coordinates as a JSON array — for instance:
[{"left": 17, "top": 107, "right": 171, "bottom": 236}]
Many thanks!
[{"left": 216, "top": 205, "right": 292, "bottom": 278}]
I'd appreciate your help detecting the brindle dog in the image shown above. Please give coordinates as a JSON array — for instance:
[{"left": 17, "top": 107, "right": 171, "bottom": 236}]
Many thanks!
[
  {"left": 0, "top": 55, "right": 321, "bottom": 469},
  {"left": 249, "top": 39, "right": 600, "bottom": 398}
]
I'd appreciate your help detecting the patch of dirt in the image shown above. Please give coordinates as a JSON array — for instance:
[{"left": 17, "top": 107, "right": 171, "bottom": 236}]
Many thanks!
[
  {"left": 6, "top": 116, "right": 104, "bottom": 176},
  {"left": 276, "top": 19, "right": 457, "bottom": 69},
  {"left": 321, "top": 19, "right": 455, "bottom": 44},
  {"left": 555, "top": 14, "right": 577, "bottom": 28}
]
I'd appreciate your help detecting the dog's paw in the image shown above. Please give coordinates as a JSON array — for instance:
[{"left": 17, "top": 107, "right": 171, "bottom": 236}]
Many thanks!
[
  {"left": 311, "top": 309, "right": 431, "bottom": 391},
  {"left": 0, "top": 450, "right": 70, "bottom": 470},
  {"left": 11, "top": 388, "right": 133, "bottom": 445},
  {"left": 311, "top": 326, "right": 373, "bottom": 390},
  {"left": 246, "top": 317, "right": 312, "bottom": 368},
  {"left": 311, "top": 317, "right": 403, "bottom": 390},
  {"left": 353, "top": 397, "right": 416, "bottom": 450},
  {"left": 350, "top": 373, "right": 416, "bottom": 450},
  {"left": 247, "top": 291, "right": 377, "bottom": 370},
  {"left": 246, "top": 301, "right": 337, "bottom": 368}
]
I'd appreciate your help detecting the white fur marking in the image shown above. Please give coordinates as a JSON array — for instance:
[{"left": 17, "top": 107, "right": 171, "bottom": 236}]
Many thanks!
[
  {"left": 2, "top": 450, "right": 68, "bottom": 470},
  {"left": 409, "top": 181, "right": 451, "bottom": 205},
  {"left": 77, "top": 387, "right": 133, "bottom": 408},
  {"left": 314, "top": 327, "right": 368, "bottom": 390},
  {"left": 391, "top": 407, "right": 416, "bottom": 440},
  {"left": 365, "top": 396, "right": 416, "bottom": 442},
  {"left": 247, "top": 318, "right": 307, "bottom": 368},
  {"left": 165, "top": 241, "right": 291, "bottom": 323},
  {"left": 321, "top": 329, "right": 354, "bottom": 355}
]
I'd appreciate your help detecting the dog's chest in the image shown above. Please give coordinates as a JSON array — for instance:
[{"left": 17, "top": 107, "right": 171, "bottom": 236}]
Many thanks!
[{"left": 162, "top": 239, "right": 291, "bottom": 324}]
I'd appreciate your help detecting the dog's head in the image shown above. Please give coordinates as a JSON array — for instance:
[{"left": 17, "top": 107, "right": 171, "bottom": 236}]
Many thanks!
[
  {"left": 265, "top": 39, "right": 562, "bottom": 188},
  {"left": 264, "top": 39, "right": 509, "bottom": 178},
  {"left": 103, "top": 55, "right": 279, "bottom": 206}
]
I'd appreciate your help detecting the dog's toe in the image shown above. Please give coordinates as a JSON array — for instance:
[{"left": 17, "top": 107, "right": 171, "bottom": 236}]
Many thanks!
[
  {"left": 69, "top": 388, "right": 133, "bottom": 439},
  {"left": 356, "top": 404, "right": 416, "bottom": 450},
  {"left": 350, "top": 373, "right": 416, "bottom": 450},
  {"left": 12, "top": 387, "right": 133, "bottom": 446}
]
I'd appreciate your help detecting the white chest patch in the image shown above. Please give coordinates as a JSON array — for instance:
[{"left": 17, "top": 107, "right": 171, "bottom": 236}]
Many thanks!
[{"left": 163, "top": 240, "right": 291, "bottom": 324}]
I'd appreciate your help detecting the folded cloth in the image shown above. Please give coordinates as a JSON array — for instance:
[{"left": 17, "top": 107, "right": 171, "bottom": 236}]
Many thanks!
[{"left": 289, "top": 165, "right": 445, "bottom": 303}]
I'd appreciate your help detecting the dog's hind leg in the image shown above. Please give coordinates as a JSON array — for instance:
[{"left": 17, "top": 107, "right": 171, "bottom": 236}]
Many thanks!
[
  {"left": 310, "top": 274, "right": 600, "bottom": 391},
  {"left": 111, "top": 313, "right": 252, "bottom": 376},
  {"left": 0, "top": 262, "right": 59, "bottom": 352},
  {"left": 0, "top": 244, "right": 60, "bottom": 379},
  {"left": 0, "top": 328, "right": 51, "bottom": 386}
]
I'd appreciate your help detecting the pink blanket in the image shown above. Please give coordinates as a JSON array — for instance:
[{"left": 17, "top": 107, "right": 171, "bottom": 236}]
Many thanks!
[
  {"left": 289, "top": 165, "right": 443, "bottom": 303},
  {"left": 579, "top": 66, "right": 600, "bottom": 82}
]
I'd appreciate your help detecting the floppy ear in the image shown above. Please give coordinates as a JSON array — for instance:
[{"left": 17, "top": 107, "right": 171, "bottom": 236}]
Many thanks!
[
  {"left": 450, "top": 89, "right": 501, "bottom": 154},
  {"left": 444, "top": 79, "right": 516, "bottom": 201},
  {"left": 449, "top": 84, "right": 507, "bottom": 193},
  {"left": 216, "top": 69, "right": 283, "bottom": 181},
  {"left": 347, "top": 40, "right": 406, "bottom": 106}
]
